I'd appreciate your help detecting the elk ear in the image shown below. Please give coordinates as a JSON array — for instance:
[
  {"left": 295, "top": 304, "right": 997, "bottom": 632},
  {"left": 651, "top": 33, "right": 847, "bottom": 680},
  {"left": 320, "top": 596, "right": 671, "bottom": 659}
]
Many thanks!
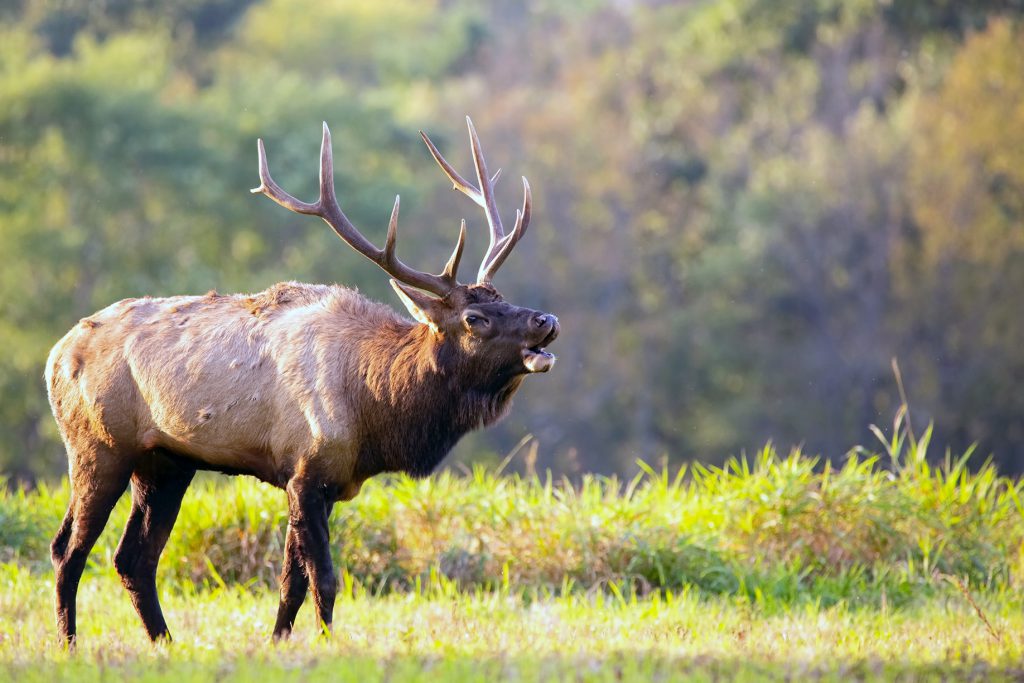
[{"left": 390, "top": 280, "right": 443, "bottom": 333}]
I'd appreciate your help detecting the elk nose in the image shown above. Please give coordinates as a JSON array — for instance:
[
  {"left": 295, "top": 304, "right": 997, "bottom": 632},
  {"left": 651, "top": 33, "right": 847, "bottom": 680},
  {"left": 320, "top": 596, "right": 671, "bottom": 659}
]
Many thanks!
[{"left": 533, "top": 314, "right": 551, "bottom": 328}]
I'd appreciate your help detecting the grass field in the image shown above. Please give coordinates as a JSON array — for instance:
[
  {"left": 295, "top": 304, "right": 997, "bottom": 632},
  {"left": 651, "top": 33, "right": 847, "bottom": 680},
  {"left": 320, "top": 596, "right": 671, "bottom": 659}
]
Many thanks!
[
  {"left": 3, "top": 421, "right": 1024, "bottom": 681},
  {"left": 3, "top": 568, "right": 1024, "bottom": 682}
]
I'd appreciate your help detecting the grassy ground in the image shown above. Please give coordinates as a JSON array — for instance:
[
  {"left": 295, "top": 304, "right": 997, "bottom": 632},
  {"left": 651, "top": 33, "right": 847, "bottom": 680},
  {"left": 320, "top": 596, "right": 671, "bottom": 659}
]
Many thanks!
[
  {"left": 3, "top": 419, "right": 1024, "bottom": 680},
  {"left": 3, "top": 567, "right": 1024, "bottom": 682}
]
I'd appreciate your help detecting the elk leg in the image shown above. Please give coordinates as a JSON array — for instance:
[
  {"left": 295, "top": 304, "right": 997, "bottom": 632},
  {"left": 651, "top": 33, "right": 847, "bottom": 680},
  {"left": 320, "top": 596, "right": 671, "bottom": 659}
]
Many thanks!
[
  {"left": 51, "top": 450, "right": 134, "bottom": 647},
  {"left": 113, "top": 452, "right": 195, "bottom": 642},
  {"left": 281, "top": 478, "right": 337, "bottom": 636},
  {"left": 272, "top": 524, "right": 309, "bottom": 640}
]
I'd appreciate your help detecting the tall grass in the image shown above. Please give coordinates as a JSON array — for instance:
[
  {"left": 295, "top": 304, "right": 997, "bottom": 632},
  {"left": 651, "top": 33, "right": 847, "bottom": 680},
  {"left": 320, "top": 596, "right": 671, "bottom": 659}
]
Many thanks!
[{"left": 3, "top": 414, "right": 1023, "bottom": 609}]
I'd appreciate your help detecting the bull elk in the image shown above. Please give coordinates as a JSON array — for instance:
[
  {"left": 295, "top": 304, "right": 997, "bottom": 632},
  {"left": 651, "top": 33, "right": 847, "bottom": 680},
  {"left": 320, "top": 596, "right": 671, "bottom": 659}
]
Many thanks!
[{"left": 45, "top": 117, "right": 559, "bottom": 645}]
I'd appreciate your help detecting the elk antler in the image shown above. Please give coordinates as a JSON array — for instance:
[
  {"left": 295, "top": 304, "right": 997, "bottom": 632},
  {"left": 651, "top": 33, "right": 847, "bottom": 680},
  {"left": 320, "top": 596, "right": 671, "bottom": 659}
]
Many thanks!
[
  {"left": 420, "top": 117, "right": 531, "bottom": 285},
  {"left": 252, "top": 122, "right": 465, "bottom": 298}
]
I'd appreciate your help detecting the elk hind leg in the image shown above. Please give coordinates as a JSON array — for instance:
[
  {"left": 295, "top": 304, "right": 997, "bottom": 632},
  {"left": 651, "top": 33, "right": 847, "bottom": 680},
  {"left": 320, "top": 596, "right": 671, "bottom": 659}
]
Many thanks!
[
  {"left": 51, "top": 447, "right": 134, "bottom": 647},
  {"left": 113, "top": 451, "right": 195, "bottom": 642}
]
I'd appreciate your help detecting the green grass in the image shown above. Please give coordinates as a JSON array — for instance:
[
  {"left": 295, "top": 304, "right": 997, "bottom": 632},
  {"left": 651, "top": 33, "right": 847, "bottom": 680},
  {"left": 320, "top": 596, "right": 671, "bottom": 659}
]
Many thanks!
[
  {"left": 3, "top": 418, "right": 1024, "bottom": 680},
  {"left": 2, "top": 566, "right": 1023, "bottom": 681}
]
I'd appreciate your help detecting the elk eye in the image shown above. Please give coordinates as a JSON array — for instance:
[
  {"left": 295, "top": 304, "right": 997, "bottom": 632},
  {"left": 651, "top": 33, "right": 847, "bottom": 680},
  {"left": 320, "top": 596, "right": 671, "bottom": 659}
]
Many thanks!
[{"left": 465, "top": 314, "right": 487, "bottom": 326}]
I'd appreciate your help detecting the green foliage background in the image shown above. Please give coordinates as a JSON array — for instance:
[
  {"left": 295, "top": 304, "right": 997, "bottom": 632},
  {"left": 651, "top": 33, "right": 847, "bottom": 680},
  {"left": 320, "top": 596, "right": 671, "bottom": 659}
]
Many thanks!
[{"left": 1, "top": 0, "right": 1023, "bottom": 481}]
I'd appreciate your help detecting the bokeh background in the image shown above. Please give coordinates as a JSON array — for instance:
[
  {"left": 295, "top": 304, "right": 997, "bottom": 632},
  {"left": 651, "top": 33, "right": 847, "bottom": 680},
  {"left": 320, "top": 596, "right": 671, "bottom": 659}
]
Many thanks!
[{"left": 1, "top": 0, "right": 1022, "bottom": 482}]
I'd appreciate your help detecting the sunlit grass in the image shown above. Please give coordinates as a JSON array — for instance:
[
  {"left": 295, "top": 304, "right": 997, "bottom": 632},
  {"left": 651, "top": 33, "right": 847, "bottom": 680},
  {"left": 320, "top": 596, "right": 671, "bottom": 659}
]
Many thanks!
[
  {"left": 3, "top": 416, "right": 1024, "bottom": 679},
  {"left": 2, "top": 566, "right": 1023, "bottom": 682},
  {"left": 4, "top": 419, "right": 1023, "bottom": 606}
]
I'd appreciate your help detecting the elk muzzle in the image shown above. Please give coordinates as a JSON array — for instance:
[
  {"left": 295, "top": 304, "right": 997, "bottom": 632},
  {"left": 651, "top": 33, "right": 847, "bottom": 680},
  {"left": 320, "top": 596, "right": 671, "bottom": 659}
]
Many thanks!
[{"left": 522, "top": 313, "right": 559, "bottom": 373}]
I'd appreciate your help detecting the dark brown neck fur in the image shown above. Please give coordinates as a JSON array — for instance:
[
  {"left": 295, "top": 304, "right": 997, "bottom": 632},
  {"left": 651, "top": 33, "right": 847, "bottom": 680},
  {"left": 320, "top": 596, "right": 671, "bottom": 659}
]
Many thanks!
[{"left": 352, "top": 320, "right": 523, "bottom": 480}]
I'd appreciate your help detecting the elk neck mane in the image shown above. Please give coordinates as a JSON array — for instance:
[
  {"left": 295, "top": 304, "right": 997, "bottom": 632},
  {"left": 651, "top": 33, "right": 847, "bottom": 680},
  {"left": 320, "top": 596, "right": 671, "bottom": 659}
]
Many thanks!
[
  {"left": 356, "top": 318, "right": 524, "bottom": 429},
  {"left": 342, "top": 292, "right": 524, "bottom": 478}
]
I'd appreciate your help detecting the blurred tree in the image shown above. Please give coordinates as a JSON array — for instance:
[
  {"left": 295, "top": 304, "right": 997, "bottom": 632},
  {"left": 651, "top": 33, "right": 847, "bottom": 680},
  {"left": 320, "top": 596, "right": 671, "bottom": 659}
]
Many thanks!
[
  {"left": 233, "top": 0, "right": 484, "bottom": 83},
  {"left": 14, "top": 0, "right": 256, "bottom": 55},
  {"left": 904, "top": 18, "right": 1024, "bottom": 464},
  {"left": 0, "top": 30, "right": 225, "bottom": 477},
  {"left": 2, "top": 0, "right": 1023, "bottom": 481}
]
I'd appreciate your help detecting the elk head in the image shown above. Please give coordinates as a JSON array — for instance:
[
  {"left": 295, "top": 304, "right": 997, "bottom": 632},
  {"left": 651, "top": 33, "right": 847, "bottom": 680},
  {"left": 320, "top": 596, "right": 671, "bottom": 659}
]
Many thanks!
[{"left": 251, "top": 117, "right": 559, "bottom": 379}]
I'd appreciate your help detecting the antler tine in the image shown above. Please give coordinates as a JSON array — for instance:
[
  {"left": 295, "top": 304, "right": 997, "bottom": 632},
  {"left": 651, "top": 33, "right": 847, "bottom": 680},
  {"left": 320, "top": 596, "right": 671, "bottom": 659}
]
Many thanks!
[
  {"left": 421, "top": 117, "right": 531, "bottom": 285},
  {"left": 251, "top": 139, "right": 319, "bottom": 215},
  {"left": 420, "top": 130, "right": 485, "bottom": 208},
  {"left": 319, "top": 122, "right": 339, "bottom": 211},
  {"left": 421, "top": 128, "right": 502, "bottom": 200},
  {"left": 466, "top": 117, "right": 506, "bottom": 253},
  {"left": 253, "top": 123, "right": 462, "bottom": 297},
  {"left": 383, "top": 195, "right": 400, "bottom": 263},
  {"left": 442, "top": 220, "right": 467, "bottom": 281},
  {"left": 478, "top": 176, "right": 532, "bottom": 284}
]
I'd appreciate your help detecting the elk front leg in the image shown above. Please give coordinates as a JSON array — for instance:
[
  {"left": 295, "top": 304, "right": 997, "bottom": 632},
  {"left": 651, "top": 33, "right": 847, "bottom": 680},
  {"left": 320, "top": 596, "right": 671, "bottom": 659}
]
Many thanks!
[
  {"left": 272, "top": 525, "right": 308, "bottom": 639},
  {"left": 113, "top": 453, "right": 195, "bottom": 642},
  {"left": 278, "top": 478, "right": 336, "bottom": 637}
]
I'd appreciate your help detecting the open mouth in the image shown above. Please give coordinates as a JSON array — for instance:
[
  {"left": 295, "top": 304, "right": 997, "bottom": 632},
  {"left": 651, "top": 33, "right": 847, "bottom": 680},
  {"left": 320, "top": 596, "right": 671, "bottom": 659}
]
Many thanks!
[
  {"left": 522, "top": 327, "right": 559, "bottom": 373},
  {"left": 522, "top": 346, "right": 556, "bottom": 373}
]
